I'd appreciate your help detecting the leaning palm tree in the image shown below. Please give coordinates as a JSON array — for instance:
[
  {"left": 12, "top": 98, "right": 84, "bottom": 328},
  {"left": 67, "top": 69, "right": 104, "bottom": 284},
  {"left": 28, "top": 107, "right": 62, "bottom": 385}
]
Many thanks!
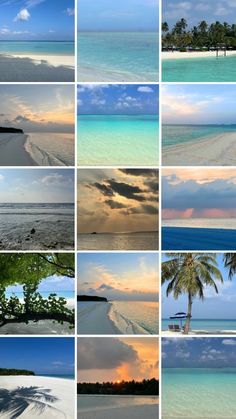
[
  {"left": 162, "top": 253, "right": 223, "bottom": 334},
  {"left": 224, "top": 253, "right": 236, "bottom": 279}
]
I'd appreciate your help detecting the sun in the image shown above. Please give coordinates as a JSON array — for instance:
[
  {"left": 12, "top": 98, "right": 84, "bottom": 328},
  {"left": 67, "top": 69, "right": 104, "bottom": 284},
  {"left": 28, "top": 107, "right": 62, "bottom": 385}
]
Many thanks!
[{"left": 116, "top": 380, "right": 121, "bottom": 384}]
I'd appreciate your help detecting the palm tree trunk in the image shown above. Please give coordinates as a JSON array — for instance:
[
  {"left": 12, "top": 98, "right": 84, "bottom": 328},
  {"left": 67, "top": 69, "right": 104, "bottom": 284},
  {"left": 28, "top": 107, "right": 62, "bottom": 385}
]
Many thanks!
[{"left": 184, "top": 293, "right": 192, "bottom": 334}]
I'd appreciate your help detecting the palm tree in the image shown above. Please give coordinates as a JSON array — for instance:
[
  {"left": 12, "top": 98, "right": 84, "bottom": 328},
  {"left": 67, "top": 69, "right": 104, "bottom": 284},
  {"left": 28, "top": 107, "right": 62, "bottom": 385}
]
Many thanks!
[
  {"left": 224, "top": 253, "right": 236, "bottom": 279},
  {"left": 162, "top": 253, "right": 223, "bottom": 334},
  {"left": 162, "top": 22, "right": 169, "bottom": 33}
]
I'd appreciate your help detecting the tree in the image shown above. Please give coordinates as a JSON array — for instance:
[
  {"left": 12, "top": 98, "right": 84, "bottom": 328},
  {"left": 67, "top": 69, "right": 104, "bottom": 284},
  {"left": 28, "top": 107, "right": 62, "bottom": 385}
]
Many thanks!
[
  {"left": 162, "top": 22, "right": 169, "bottom": 33},
  {"left": 162, "top": 253, "right": 223, "bottom": 334},
  {"left": 224, "top": 253, "right": 236, "bottom": 279}
]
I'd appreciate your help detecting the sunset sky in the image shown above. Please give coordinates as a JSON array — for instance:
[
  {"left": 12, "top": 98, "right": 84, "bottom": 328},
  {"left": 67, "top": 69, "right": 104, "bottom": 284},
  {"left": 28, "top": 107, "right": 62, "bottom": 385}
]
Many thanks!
[
  {"left": 77, "top": 337, "right": 158, "bottom": 383},
  {"left": 162, "top": 169, "right": 236, "bottom": 220},
  {"left": 78, "top": 253, "right": 158, "bottom": 301},
  {"left": 162, "top": 84, "right": 236, "bottom": 125},
  {"left": 0, "top": 85, "right": 74, "bottom": 133},
  {"left": 77, "top": 169, "right": 158, "bottom": 234}
]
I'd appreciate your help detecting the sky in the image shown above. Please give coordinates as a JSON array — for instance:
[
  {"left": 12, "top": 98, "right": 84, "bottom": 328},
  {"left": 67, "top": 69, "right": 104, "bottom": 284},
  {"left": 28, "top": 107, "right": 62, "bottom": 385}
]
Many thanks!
[
  {"left": 0, "top": 337, "right": 74, "bottom": 375},
  {"left": 162, "top": 338, "right": 236, "bottom": 368},
  {"left": 162, "top": 85, "right": 236, "bottom": 125},
  {"left": 77, "top": 169, "right": 159, "bottom": 234},
  {"left": 0, "top": 169, "right": 74, "bottom": 203},
  {"left": 162, "top": 169, "right": 236, "bottom": 220},
  {"left": 163, "top": 0, "right": 236, "bottom": 28},
  {"left": 0, "top": 0, "right": 74, "bottom": 40},
  {"left": 0, "top": 85, "right": 74, "bottom": 133},
  {"left": 162, "top": 253, "right": 236, "bottom": 319},
  {"left": 77, "top": 84, "right": 159, "bottom": 115},
  {"left": 78, "top": 0, "right": 158, "bottom": 31},
  {"left": 78, "top": 253, "right": 158, "bottom": 301},
  {"left": 77, "top": 337, "right": 158, "bottom": 382}
]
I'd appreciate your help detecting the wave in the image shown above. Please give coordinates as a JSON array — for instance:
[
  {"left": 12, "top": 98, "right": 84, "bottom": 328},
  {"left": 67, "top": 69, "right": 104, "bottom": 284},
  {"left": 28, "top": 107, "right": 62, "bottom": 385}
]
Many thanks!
[
  {"left": 108, "top": 303, "right": 151, "bottom": 335},
  {"left": 25, "top": 133, "right": 74, "bottom": 166}
]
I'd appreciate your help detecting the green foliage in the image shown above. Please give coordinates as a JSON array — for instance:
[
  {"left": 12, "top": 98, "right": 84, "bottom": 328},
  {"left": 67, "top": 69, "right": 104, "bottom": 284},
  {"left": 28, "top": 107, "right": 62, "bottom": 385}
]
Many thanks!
[
  {"left": 77, "top": 378, "right": 159, "bottom": 396},
  {"left": 0, "top": 368, "right": 35, "bottom": 376}
]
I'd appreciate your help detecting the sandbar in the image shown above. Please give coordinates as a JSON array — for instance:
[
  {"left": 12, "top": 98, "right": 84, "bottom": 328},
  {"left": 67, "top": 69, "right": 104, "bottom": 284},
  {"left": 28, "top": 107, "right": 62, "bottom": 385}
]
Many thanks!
[
  {"left": 0, "top": 375, "right": 74, "bottom": 418},
  {"left": 162, "top": 132, "right": 236, "bottom": 166}
]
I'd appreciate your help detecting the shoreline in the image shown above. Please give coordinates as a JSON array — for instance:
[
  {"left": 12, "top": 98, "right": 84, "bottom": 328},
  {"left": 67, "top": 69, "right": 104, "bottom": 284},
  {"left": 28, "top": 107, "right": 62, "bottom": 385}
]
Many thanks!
[
  {"left": 0, "top": 133, "right": 37, "bottom": 166},
  {"left": 163, "top": 330, "right": 236, "bottom": 336},
  {"left": 77, "top": 302, "right": 120, "bottom": 334},
  {"left": 162, "top": 50, "right": 236, "bottom": 60},
  {"left": 162, "top": 131, "right": 236, "bottom": 165}
]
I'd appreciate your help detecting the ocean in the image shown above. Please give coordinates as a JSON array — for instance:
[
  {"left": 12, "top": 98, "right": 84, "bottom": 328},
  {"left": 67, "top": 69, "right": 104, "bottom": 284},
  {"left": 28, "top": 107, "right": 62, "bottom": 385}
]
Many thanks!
[
  {"left": 25, "top": 132, "right": 74, "bottom": 166},
  {"left": 77, "top": 231, "right": 158, "bottom": 250},
  {"left": 0, "top": 41, "right": 74, "bottom": 55},
  {"left": 162, "top": 218, "right": 236, "bottom": 230},
  {"left": 78, "top": 32, "right": 158, "bottom": 81},
  {"left": 162, "top": 124, "right": 236, "bottom": 147},
  {"left": 78, "top": 395, "right": 158, "bottom": 410},
  {"left": 110, "top": 301, "right": 158, "bottom": 334},
  {"left": 40, "top": 374, "right": 74, "bottom": 380},
  {"left": 162, "top": 368, "right": 236, "bottom": 418},
  {"left": 162, "top": 319, "right": 236, "bottom": 332},
  {"left": 77, "top": 115, "right": 159, "bottom": 166},
  {"left": 162, "top": 55, "right": 236, "bottom": 82},
  {"left": 0, "top": 203, "right": 74, "bottom": 250}
]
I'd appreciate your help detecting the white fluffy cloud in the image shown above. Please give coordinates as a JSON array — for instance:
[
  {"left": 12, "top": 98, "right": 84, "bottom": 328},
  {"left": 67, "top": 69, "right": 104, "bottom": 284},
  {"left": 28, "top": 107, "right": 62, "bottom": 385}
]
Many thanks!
[
  {"left": 137, "top": 86, "right": 154, "bottom": 93},
  {"left": 222, "top": 339, "right": 236, "bottom": 346},
  {"left": 14, "top": 8, "right": 31, "bottom": 22},
  {"left": 65, "top": 8, "right": 75, "bottom": 16}
]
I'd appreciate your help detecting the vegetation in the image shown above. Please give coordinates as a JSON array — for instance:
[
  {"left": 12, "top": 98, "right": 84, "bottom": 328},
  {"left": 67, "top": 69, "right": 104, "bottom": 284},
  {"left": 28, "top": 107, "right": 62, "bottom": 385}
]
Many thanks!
[
  {"left": 77, "top": 295, "right": 107, "bottom": 302},
  {"left": 162, "top": 253, "right": 223, "bottom": 334},
  {"left": 162, "top": 19, "right": 236, "bottom": 50},
  {"left": 0, "top": 127, "right": 24, "bottom": 133},
  {"left": 77, "top": 378, "right": 158, "bottom": 395},
  {"left": 224, "top": 253, "right": 236, "bottom": 279},
  {"left": 0, "top": 253, "right": 75, "bottom": 330},
  {"left": 0, "top": 368, "right": 35, "bottom": 376}
]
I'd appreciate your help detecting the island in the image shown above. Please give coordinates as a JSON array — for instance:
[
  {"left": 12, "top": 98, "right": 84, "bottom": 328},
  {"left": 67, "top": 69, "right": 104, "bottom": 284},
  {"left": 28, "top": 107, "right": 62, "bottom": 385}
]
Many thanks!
[
  {"left": 0, "top": 127, "right": 24, "bottom": 134},
  {"left": 0, "top": 368, "right": 35, "bottom": 376},
  {"left": 77, "top": 295, "right": 108, "bottom": 302}
]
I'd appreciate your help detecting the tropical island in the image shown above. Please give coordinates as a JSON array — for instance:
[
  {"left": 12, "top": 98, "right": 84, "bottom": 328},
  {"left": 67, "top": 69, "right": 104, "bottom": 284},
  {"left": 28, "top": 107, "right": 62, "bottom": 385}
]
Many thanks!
[
  {"left": 77, "top": 295, "right": 108, "bottom": 302},
  {"left": 78, "top": 378, "right": 158, "bottom": 395},
  {"left": 0, "top": 127, "right": 24, "bottom": 134},
  {"left": 0, "top": 368, "right": 34, "bottom": 376},
  {"left": 0, "top": 253, "right": 75, "bottom": 334},
  {"left": 162, "top": 253, "right": 236, "bottom": 334},
  {"left": 162, "top": 19, "right": 236, "bottom": 53}
]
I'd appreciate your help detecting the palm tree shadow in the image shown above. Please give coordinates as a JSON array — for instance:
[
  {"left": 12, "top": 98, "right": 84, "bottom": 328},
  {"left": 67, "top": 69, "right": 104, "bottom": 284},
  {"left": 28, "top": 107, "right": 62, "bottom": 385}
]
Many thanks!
[{"left": 0, "top": 386, "right": 65, "bottom": 418}]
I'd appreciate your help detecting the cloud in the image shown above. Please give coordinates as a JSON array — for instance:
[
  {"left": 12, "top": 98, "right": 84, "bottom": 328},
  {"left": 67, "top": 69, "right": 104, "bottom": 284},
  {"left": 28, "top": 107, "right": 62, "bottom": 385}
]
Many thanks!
[
  {"left": 222, "top": 339, "right": 236, "bottom": 346},
  {"left": 137, "top": 86, "right": 154, "bottom": 93},
  {"left": 77, "top": 338, "right": 138, "bottom": 370},
  {"left": 0, "top": 28, "right": 10, "bottom": 34},
  {"left": 98, "top": 284, "right": 115, "bottom": 291},
  {"left": 104, "top": 200, "right": 127, "bottom": 209},
  {"left": 0, "top": 175, "right": 5, "bottom": 181},
  {"left": 14, "top": 8, "right": 30, "bottom": 22},
  {"left": 41, "top": 173, "right": 71, "bottom": 187},
  {"left": 120, "top": 169, "right": 157, "bottom": 177},
  {"left": 65, "top": 8, "right": 75, "bottom": 16}
]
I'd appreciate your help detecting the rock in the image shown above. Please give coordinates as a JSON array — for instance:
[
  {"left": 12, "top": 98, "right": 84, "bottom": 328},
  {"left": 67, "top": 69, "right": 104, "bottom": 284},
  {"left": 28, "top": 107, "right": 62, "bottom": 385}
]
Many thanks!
[{"left": 30, "top": 228, "right": 36, "bottom": 234}]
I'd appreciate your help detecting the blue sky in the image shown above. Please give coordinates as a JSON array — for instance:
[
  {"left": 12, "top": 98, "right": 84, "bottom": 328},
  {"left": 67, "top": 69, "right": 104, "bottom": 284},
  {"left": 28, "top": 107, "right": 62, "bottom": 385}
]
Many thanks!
[
  {"left": 0, "top": 169, "right": 74, "bottom": 203},
  {"left": 0, "top": 338, "right": 74, "bottom": 375},
  {"left": 163, "top": 84, "right": 236, "bottom": 125},
  {"left": 7, "top": 275, "right": 75, "bottom": 294},
  {"left": 162, "top": 254, "right": 236, "bottom": 319},
  {"left": 0, "top": 0, "right": 74, "bottom": 40},
  {"left": 162, "top": 338, "right": 236, "bottom": 368},
  {"left": 163, "top": 0, "right": 236, "bottom": 27},
  {"left": 78, "top": 252, "right": 158, "bottom": 301},
  {"left": 78, "top": 0, "right": 159, "bottom": 31},
  {"left": 78, "top": 84, "right": 159, "bottom": 115}
]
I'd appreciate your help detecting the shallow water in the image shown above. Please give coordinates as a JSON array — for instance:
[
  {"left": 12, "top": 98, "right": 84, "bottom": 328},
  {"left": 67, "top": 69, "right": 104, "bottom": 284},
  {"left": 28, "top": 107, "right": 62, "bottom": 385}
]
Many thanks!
[
  {"left": 0, "top": 203, "right": 74, "bottom": 250},
  {"left": 162, "top": 318, "right": 236, "bottom": 332},
  {"left": 78, "top": 32, "right": 158, "bottom": 81},
  {"left": 162, "top": 125, "right": 236, "bottom": 147},
  {"left": 78, "top": 395, "right": 158, "bottom": 410},
  {"left": 77, "top": 115, "right": 159, "bottom": 166},
  {"left": 26, "top": 132, "right": 74, "bottom": 166},
  {"left": 162, "top": 368, "right": 236, "bottom": 418},
  {"left": 77, "top": 231, "right": 158, "bottom": 250},
  {"left": 0, "top": 41, "right": 74, "bottom": 55},
  {"left": 162, "top": 55, "right": 236, "bottom": 82},
  {"left": 110, "top": 301, "right": 158, "bottom": 334}
]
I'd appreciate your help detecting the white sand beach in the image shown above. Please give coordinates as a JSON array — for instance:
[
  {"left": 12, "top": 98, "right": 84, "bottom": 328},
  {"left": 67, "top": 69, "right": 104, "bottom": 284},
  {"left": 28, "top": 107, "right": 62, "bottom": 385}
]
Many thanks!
[
  {"left": 0, "top": 134, "right": 36, "bottom": 166},
  {"left": 162, "top": 50, "right": 236, "bottom": 60},
  {"left": 0, "top": 53, "right": 74, "bottom": 82},
  {"left": 78, "top": 395, "right": 158, "bottom": 419},
  {"left": 162, "top": 132, "right": 236, "bottom": 166},
  {"left": 0, "top": 376, "right": 74, "bottom": 418},
  {"left": 77, "top": 302, "right": 120, "bottom": 334}
]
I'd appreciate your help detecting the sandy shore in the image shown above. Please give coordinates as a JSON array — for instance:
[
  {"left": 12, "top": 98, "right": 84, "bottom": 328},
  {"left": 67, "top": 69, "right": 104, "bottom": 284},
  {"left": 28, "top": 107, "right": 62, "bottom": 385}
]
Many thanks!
[
  {"left": 77, "top": 302, "right": 120, "bottom": 334},
  {"left": 162, "top": 50, "right": 236, "bottom": 60},
  {"left": 0, "top": 133, "right": 36, "bottom": 166},
  {"left": 78, "top": 395, "right": 158, "bottom": 419},
  {"left": 163, "top": 330, "right": 236, "bottom": 336},
  {"left": 162, "top": 132, "right": 236, "bottom": 166},
  {"left": 0, "top": 53, "right": 74, "bottom": 82},
  {"left": 0, "top": 376, "right": 74, "bottom": 418}
]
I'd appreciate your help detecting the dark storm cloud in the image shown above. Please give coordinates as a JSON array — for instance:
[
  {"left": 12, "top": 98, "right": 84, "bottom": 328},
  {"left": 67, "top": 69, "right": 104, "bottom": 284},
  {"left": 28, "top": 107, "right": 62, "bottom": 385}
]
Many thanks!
[
  {"left": 119, "top": 169, "right": 158, "bottom": 177},
  {"left": 104, "top": 199, "right": 127, "bottom": 209}
]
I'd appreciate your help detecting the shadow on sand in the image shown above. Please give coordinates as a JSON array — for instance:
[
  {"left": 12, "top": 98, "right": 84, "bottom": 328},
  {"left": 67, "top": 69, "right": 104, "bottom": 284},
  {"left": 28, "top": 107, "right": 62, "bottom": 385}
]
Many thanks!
[
  {"left": 0, "top": 386, "right": 65, "bottom": 418},
  {"left": 0, "top": 54, "right": 74, "bottom": 82}
]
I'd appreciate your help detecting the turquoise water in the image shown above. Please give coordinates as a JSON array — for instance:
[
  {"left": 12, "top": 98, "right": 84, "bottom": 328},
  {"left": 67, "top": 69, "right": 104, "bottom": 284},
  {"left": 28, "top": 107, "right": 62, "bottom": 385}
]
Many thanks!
[
  {"left": 162, "top": 124, "right": 236, "bottom": 147},
  {"left": 77, "top": 115, "right": 159, "bottom": 165},
  {"left": 78, "top": 32, "right": 158, "bottom": 81},
  {"left": 163, "top": 55, "right": 236, "bottom": 82},
  {"left": 0, "top": 41, "right": 74, "bottom": 55},
  {"left": 40, "top": 374, "right": 74, "bottom": 380},
  {"left": 162, "top": 319, "right": 236, "bottom": 332},
  {"left": 163, "top": 368, "right": 236, "bottom": 418}
]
